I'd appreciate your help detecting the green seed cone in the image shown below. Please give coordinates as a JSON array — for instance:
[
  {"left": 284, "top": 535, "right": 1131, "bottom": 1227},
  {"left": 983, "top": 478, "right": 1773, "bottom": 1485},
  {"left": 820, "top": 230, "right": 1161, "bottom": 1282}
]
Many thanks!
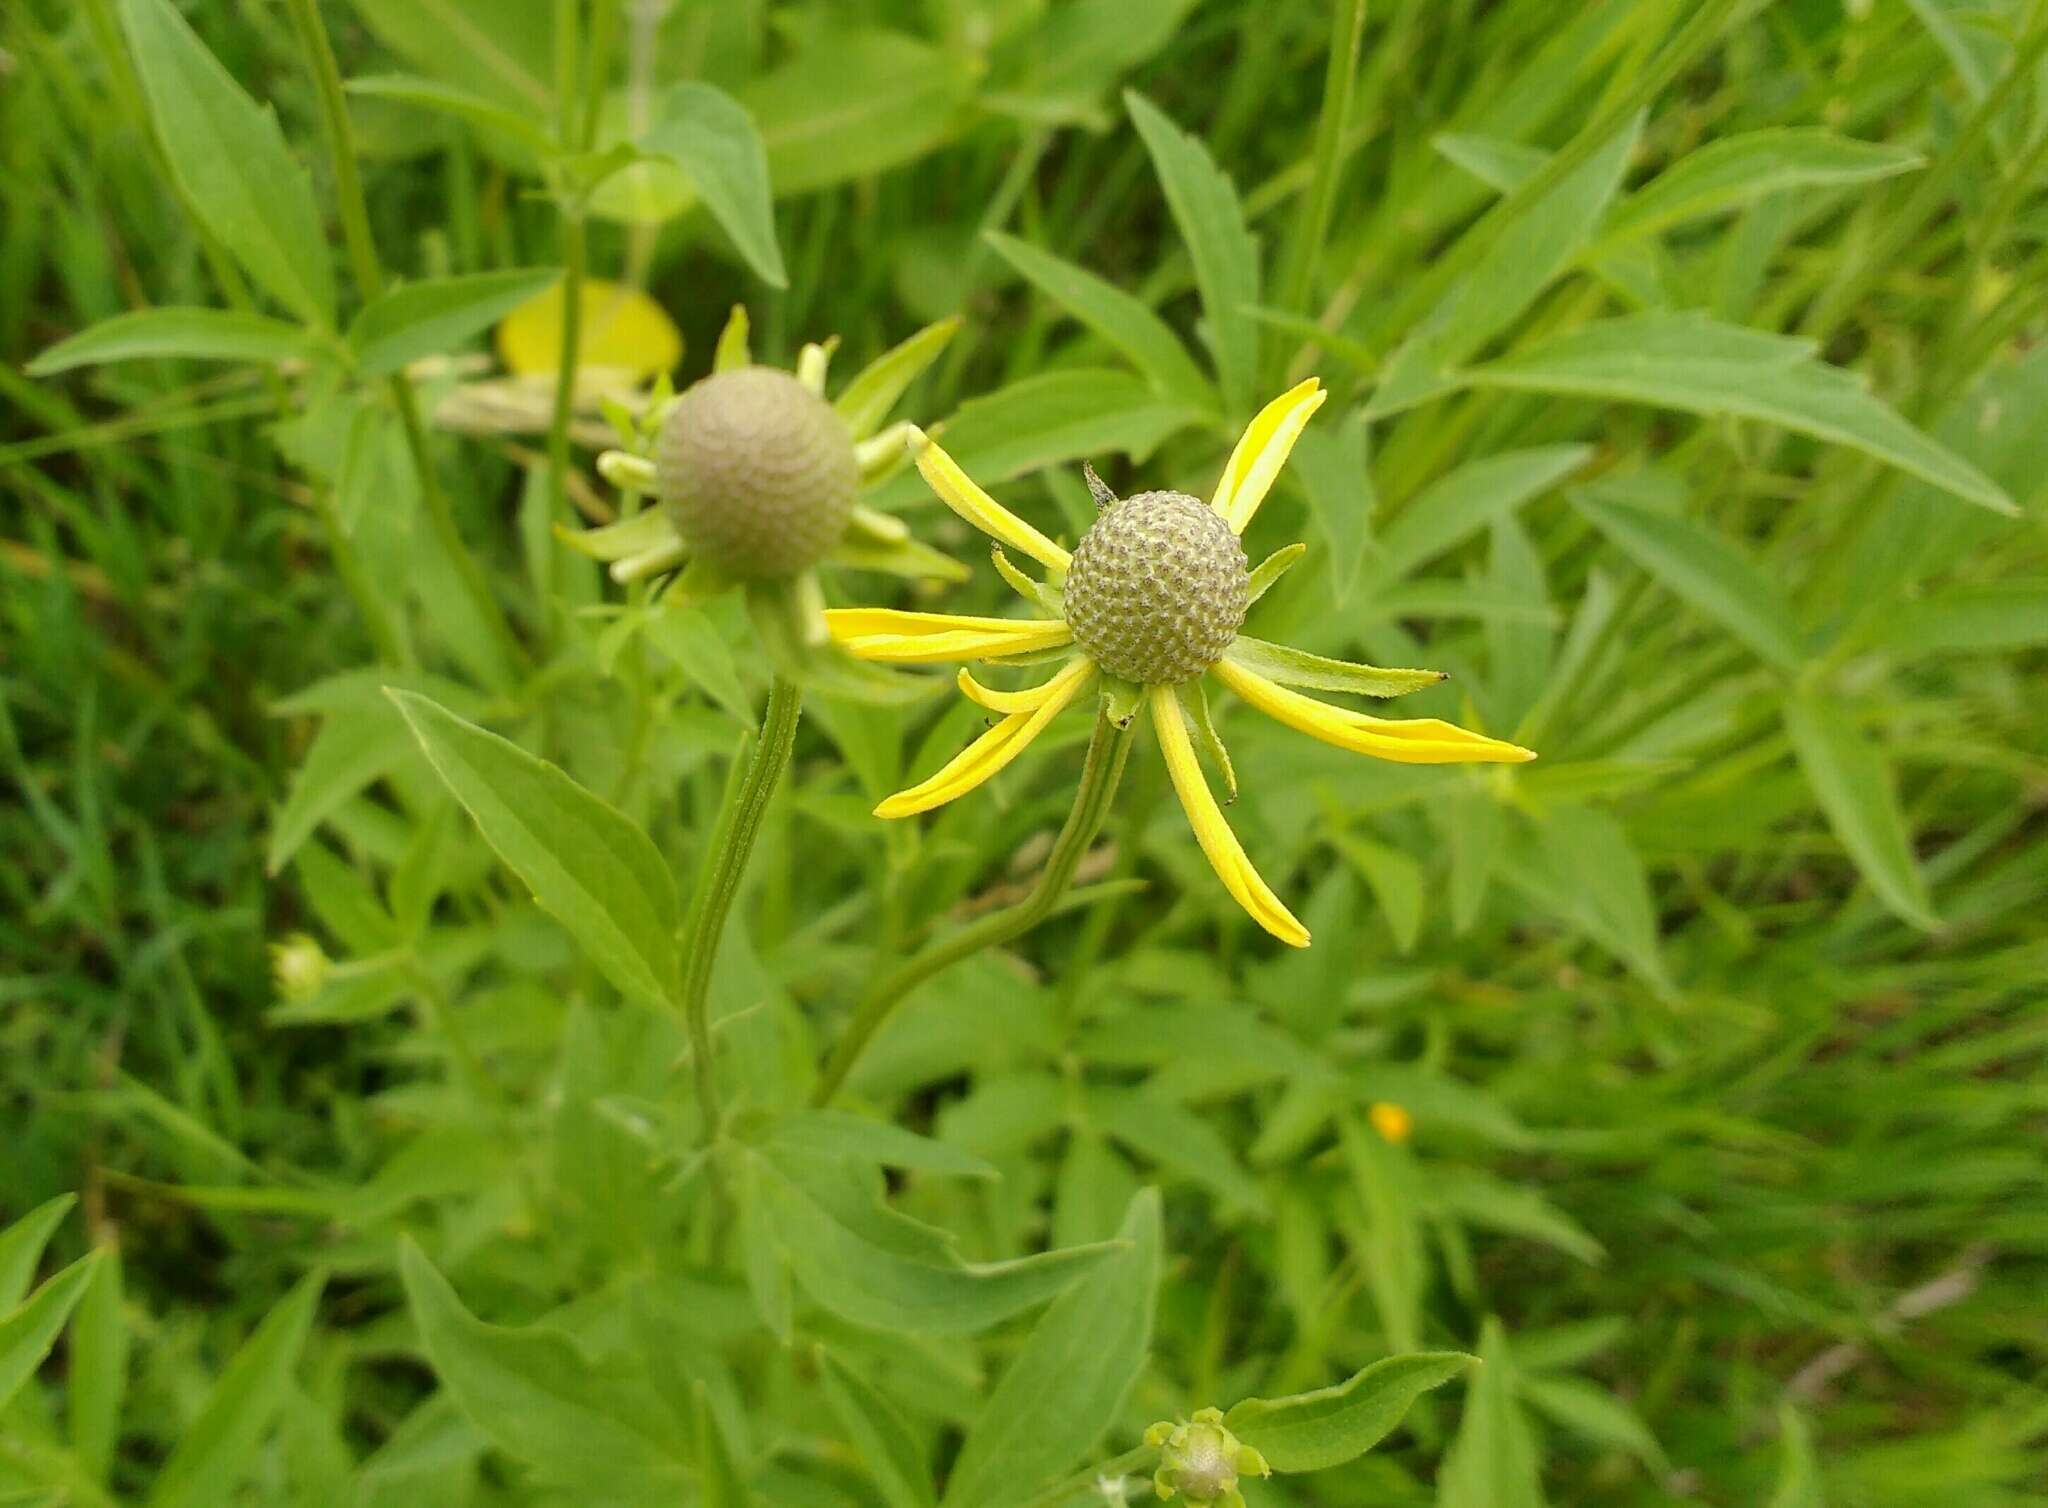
[
  {"left": 655, "top": 366, "right": 859, "bottom": 579},
  {"left": 1063, "top": 490, "right": 1248, "bottom": 684}
]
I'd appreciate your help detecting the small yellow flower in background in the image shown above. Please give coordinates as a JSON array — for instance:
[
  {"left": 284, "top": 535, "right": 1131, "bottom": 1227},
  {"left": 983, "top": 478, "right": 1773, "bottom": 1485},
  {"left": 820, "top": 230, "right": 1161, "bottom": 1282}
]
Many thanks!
[
  {"left": 1369, "top": 1101, "right": 1414, "bottom": 1144},
  {"left": 828, "top": 378, "right": 1534, "bottom": 948},
  {"left": 496, "top": 277, "right": 683, "bottom": 381}
]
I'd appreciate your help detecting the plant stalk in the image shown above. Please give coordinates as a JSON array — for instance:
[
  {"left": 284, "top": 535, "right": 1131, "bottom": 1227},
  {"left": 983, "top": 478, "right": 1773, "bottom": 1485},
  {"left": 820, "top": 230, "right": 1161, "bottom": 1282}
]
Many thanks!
[
  {"left": 812, "top": 709, "right": 1135, "bottom": 1107},
  {"left": 678, "top": 675, "right": 803, "bottom": 1147},
  {"left": 283, "top": 0, "right": 529, "bottom": 674}
]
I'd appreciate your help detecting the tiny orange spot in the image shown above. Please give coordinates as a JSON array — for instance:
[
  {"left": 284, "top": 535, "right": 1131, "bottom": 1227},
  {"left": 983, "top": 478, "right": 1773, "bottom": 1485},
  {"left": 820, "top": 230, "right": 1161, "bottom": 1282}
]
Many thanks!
[{"left": 1369, "top": 1101, "right": 1413, "bottom": 1144}]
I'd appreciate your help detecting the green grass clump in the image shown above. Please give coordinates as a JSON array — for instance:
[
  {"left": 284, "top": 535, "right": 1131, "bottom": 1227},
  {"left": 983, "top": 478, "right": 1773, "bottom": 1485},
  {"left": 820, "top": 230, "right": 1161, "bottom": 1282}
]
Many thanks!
[{"left": 2, "top": 1, "right": 2044, "bottom": 1505}]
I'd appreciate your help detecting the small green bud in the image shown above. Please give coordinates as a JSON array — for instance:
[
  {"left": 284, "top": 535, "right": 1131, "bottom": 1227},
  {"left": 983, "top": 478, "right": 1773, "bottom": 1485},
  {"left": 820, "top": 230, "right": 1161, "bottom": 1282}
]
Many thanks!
[
  {"left": 655, "top": 366, "right": 859, "bottom": 579},
  {"left": 1063, "top": 489, "right": 1248, "bottom": 685},
  {"left": 1144, "top": 1408, "right": 1270, "bottom": 1507},
  {"left": 269, "top": 934, "right": 330, "bottom": 1004}
]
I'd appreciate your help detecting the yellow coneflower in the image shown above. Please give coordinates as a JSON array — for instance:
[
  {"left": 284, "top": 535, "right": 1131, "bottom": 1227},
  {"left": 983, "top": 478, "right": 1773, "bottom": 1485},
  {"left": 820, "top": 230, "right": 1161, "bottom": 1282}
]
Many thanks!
[{"left": 827, "top": 379, "right": 1534, "bottom": 948}]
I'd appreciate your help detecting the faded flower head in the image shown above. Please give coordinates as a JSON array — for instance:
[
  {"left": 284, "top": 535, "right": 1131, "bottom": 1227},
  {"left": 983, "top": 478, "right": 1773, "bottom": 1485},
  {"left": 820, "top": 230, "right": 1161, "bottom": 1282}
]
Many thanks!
[
  {"left": 1145, "top": 1409, "right": 1270, "bottom": 1507},
  {"left": 826, "top": 377, "right": 1536, "bottom": 947},
  {"left": 656, "top": 365, "right": 859, "bottom": 579},
  {"left": 558, "top": 305, "right": 967, "bottom": 681}
]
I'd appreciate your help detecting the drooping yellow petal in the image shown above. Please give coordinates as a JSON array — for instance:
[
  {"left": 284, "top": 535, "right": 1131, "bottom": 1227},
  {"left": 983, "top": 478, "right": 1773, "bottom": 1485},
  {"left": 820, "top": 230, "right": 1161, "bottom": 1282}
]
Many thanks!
[
  {"left": 825, "top": 608, "right": 1073, "bottom": 665},
  {"left": 1213, "top": 659, "right": 1535, "bottom": 764},
  {"left": 497, "top": 277, "right": 682, "bottom": 379},
  {"left": 1149, "top": 687, "right": 1310, "bottom": 948},
  {"left": 956, "top": 662, "right": 1088, "bottom": 714},
  {"left": 1211, "top": 378, "right": 1326, "bottom": 533},
  {"left": 906, "top": 427, "right": 1072, "bottom": 573},
  {"left": 876, "top": 658, "right": 1096, "bottom": 818}
]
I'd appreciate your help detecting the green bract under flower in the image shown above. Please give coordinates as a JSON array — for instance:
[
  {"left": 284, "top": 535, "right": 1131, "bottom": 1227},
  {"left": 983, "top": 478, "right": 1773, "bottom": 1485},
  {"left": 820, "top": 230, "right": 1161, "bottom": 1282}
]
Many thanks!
[
  {"left": 1064, "top": 489, "right": 1249, "bottom": 685},
  {"left": 657, "top": 366, "right": 859, "bottom": 579}
]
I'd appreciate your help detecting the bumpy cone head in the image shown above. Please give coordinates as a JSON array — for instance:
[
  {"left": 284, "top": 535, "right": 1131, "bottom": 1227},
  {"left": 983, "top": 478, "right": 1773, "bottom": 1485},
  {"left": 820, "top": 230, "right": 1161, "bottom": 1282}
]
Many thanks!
[
  {"left": 1063, "top": 490, "right": 1248, "bottom": 684},
  {"left": 655, "top": 366, "right": 859, "bottom": 579}
]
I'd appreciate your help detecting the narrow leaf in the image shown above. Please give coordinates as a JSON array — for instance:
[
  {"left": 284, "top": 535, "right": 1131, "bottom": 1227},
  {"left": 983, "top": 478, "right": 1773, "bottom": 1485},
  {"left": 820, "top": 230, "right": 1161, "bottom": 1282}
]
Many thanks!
[
  {"left": 1226, "top": 1351, "right": 1472, "bottom": 1474},
  {"left": 1606, "top": 129, "right": 1923, "bottom": 242},
  {"left": 389, "top": 691, "right": 682, "bottom": 1005},
  {"left": 1782, "top": 694, "right": 1940, "bottom": 931},
  {"left": 642, "top": 83, "right": 787, "bottom": 287},
  {"left": 119, "top": 0, "right": 334, "bottom": 325},
  {"left": 0, "top": 1253, "right": 101, "bottom": 1417},
  {"left": 349, "top": 268, "right": 562, "bottom": 378},
  {"left": 943, "top": 1190, "right": 1161, "bottom": 1508},
  {"left": 1468, "top": 313, "right": 2014, "bottom": 514},
  {"left": 1571, "top": 490, "right": 1805, "bottom": 670},
  {"left": 29, "top": 308, "right": 320, "bottom": 375},
  {"left": 146, "top": 1270, "right": 325, "bottom": 1508},
  {"left": 1126, "top": 90, "right": 1259, "bottom": 411},
  {"left": 984, "top": 231, "right": 1214, "bottom": 409},
  {"left": 0, "top": 1195, "right": 76, "bottom": 1311},
  {"left": 819, "top": 1350, "right": 938, "bottom": 1508}
]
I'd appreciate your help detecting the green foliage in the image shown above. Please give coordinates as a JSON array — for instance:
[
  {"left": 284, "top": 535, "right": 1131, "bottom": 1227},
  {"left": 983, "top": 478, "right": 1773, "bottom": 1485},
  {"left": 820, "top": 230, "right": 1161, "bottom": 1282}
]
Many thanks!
[{"left": 3, "top": 1, "right": 2044, "bottom": 1506}]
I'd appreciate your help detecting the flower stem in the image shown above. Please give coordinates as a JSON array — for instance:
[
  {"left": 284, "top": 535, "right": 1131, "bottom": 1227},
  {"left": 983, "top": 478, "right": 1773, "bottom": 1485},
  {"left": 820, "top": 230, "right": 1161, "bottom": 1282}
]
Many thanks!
[
  {"left": 283, "top": 0, "right": 529, "bottom": 675},
  {"left": 812, "top": 709, "right": 1135, "bottom": 1108},
  {"left": 678, "top": 675, "right": 803, "bottom": 1147},
  {"left": 546, "top": 209, "right": 587, "bottom": 574}
]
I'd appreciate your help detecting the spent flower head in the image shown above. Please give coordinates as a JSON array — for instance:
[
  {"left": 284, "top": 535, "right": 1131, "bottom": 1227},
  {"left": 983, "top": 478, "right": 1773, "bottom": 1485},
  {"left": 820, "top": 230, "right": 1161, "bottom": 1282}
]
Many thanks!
[
  {"left": 559, "top": 305, "right": 967, "bottom": 681},
  {"left": 826, "top": 378, "right": 1535, "bottom": 946},
  {"left": 1145, "top": 1409, "right": 1271, "bottom": 1507}
]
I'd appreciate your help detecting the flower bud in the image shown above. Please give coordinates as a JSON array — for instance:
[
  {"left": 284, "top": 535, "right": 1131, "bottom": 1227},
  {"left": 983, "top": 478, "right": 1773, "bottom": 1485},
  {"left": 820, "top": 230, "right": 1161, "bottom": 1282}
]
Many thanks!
[
  {"left": 1144, "top": 1408, "right": 1270, "bottom": 1507},
  {"left": 269, "top": 934, "right": 330, "bottom": 1004}
]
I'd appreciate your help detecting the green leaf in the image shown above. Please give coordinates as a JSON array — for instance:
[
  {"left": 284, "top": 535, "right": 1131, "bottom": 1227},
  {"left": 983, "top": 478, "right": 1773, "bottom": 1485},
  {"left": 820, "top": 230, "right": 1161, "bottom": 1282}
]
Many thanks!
[
  {"left": 818, "top": 1349, "right": 936, "bottom": 1508},
  {"left": 1520, "top": 1375, "right": 1666, "bottom": 1472},
  {"left": 753, "top": 1154, "right": 1118, "bottom": 1335},
  {"left": 694, "top": 1380, "right": 752, "bottom": 1507},
  {"left": 1782, "top": 694, "right": 1940, "bottom": 931},
  {"left": 146, "top": 1270, "right": 325, "bottom": 1508},
  {"left": 641, "top": 84, "right": 786, "bottom": 288},
  {"left": 1428, "top": 1170, "right": 1604, "bottom": 1264},
  {"left": 1287, "top": 410, "right": 1376, "bottom": 602},
  {"left": 738, "top": 27, "right": 974, "bottom": 195},
  {"left": 871, "top": 370, "right": 1207, "bottom": 511},
  {"left": 1436, "top": 1320, "right": 1545, "bottom": 1508},
  {"left": 943, "top": 1190, "right": 1161, "bottom": 1508},
  {"left": 266, "top": 703, "right": 417, "bottom": 875},
  {"left": 1518, "top": 806, "right": 1672, "bottom": 994},
  {"left": 1870, "top": 584, "right": 2048, "bottom": 656},
  {"left": 119, "top": 0, "right": 335, "bottom": 326},
  {"left": 0, "top": 1195, "right": 75, "bottom": 1311},
  {"left": 835, "top": 317, "right": 962, "bottom": 441},
  {"left": 345, "top": 73, "right": 558, "bottom": 155},
  {"left": 1605, "top": 129, "right": 1923, "bottom": 243},
  {"left": 1226, "top": 1351, "right": 1472, "bottom": 1474},
  {"left": 1338, "top": 1116, "right": 1425, "bottom": 1350},
  {"left": 641, "top": 607, "right": 756, "bottom": 730},
  {"left": 1126, "top": 90, "right": 1260, "bottom": 412},
  {"left": 68, "top": 1244, "right": 127, "bottom": 1483},
  {"left": 1363, "top": 446, "right": 1592, "bottom": 589},
  {"left": 399, "top": 1241, "right": 688, "bottom": 1489},
  {"left": 1333, "top": 834, "right": 1425, "bottom": 954},
  {"left": 0, "top": 1253, "right": 100, "bottom": 1417},
  {"left": 1225, "top": 637, "right": 1446, "bottom": 699},
  {"left": 1369, "top": 115, "right": 1641, "bottom": 418},
  {"left": 345, "top": 0, "right": 554, "bottom": 116},
  {"left": 1770, "top": 1405, "right": 1825, "bottom": 1508},
  {"left": 763, "top": 1110, "right": 998, "bottom": 1180},
  {"left": 1570, "top": 489, "right": 1805, "bottom": 671},
  {"left": 348, "top": 268, "right": 562, "bottom": 378},
  {"left": 1089, "top": 1089, "right": 1263, "bottom": 1213},
  {"left": 983, "top": 231, "right": 1214, "bottom": 409},
  {"left": 1466, "top": 313, "right": 2014, "bottom": 514},
  {"left": 389, "top": 691, "right": 682, "bottom": 1005},
  {"left": 28, "top": 308, "right": 321, "bottom": 375}
]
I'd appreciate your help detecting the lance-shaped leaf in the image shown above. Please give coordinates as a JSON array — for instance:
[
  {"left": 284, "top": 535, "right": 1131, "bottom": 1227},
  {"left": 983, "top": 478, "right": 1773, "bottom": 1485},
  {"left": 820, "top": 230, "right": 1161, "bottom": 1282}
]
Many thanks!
[
  {"left": 642, "top": 83, "right": 786, "bottom": 288},
  {"left": 29, "top": 308, "right": 324, "bottom": 375},
  {"left": 389, "top": 691, "right": 681, "bottom": 1006},
  {"left": 1224, "top": 1351, "right": 1473, "bottom": 1474},
  {"left": 349, "top": 268, "right": 562, "bottom": 378}
]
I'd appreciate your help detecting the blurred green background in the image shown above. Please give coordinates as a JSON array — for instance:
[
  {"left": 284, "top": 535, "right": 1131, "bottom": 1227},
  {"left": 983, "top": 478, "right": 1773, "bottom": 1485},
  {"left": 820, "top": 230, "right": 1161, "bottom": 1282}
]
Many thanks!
[{"left": 3, "top": 0, "right": 2045, "bottom": 1504}]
